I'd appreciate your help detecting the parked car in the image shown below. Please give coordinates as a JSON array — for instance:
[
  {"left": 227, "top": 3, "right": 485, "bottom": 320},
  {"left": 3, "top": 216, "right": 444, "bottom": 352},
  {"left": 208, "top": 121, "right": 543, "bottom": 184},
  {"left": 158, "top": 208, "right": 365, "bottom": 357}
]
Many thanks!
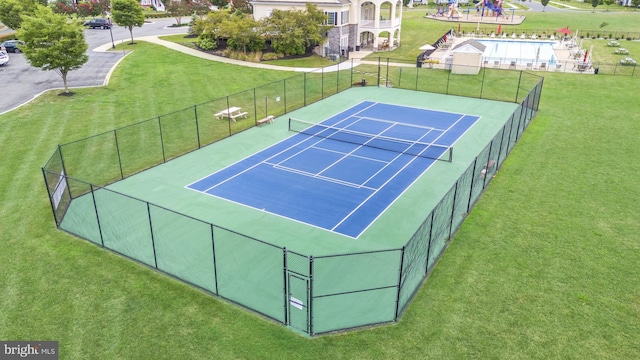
[
  {"left": 0, "top": 40, "right": 24, "bottom": 53},
  {"left": 83, "top": 18, "right": 112, "bottom": 29},
  {"left": 0, "top": 51, "right": 8, "bottom": 66}
]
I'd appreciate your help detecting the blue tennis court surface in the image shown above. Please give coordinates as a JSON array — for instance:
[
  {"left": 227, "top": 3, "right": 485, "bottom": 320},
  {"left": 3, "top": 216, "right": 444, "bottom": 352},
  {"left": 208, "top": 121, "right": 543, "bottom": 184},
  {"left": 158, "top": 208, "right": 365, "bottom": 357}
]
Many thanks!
[{"left": 187, "top": 101, "right": 479, "bottom": 238}]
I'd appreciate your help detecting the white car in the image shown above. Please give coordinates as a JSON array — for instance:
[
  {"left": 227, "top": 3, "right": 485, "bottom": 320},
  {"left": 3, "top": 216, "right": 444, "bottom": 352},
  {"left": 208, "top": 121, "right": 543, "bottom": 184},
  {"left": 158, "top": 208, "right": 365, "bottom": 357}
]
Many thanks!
[{"left": 0, "top": 51, "right": 8, "bottom": 66}]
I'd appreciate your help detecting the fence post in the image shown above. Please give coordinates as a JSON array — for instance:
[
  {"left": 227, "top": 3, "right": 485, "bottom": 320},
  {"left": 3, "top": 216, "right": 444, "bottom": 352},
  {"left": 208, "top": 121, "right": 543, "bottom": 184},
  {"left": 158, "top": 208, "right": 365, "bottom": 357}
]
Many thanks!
[
  {"left": 467, "top": 158, "right": 478, "bottom": 214},
  {"left": 113, "top": 129, "right": 124, "bottom": 179},
  {"left": 321, "top": 67, "right": 325, "bottom": 99},
  {"left": 194, "top": 105, "right": 201, "bottom": 149},
  {"left": 226, "top": 96, "right": 231, "bottom": 135},
  {"left": 308, "top": 255, "right": 314, "bottom": 336},
  {"left": 483, "top": 141, "right": 494, "bottom": 189},
  {"left": 211, "top": 224, "right": 219, "bottom": 295},
  {"left": 386, "top": 58, "right": 390, "bottom": 87},
  {"left": 336, "top": 61, "right": 340, "bottom": 94},
  {"left": 350, "top": 59, "right": 354, "bottom": 87},
  {"left": 158, "top": 116, "right": 166, "bottom": 163},
  {"left": 253, "top": 88, "right": 257, "bottom": 124},
  {"left": 377, "top": 57, "right": 381, "bottom": 87},
  {"left": 415, "top": 66, "right": 419, "bottom": 91},
  {"left": 90, "top": 184, "right": 105, "bottom": 247},
  {"left": 424, "top": 211, "right": 435, "bottom": 274},
  {"left": 449, "top": 180, "right": 459, "bottom": 238},
  {"left": 284, "top": 78, "right": 288, "bottom": 114},
  {"left": 41, "top": 168, "right": 59, "bottom": 227},
  {"left": 394, "top": 246, "right": 406, "bottom": 320},
  {"left": 57, "top": 145, "right": 73, "bottom": 202},
  {"left": 147, "top": 203, "right": 158, "bottom": 269},
  {"left": 479, "top": 66, "right": 486, "bottom": 99},
  {"left": 283, "top": 248, "right": 288, "bottom": 326},
  {"left": 514, "top": 71, "right": 523, "bottom": 103}
]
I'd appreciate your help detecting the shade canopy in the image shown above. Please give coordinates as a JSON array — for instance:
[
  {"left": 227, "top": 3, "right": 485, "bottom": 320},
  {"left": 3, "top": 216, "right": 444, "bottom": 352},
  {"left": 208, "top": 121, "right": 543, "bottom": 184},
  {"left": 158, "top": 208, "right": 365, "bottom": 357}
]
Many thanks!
[
  {"left": 419, "top": 44, "right": 436, "bottom": 50},
  {"left": 557, "top": 26, "right": 573, "bottom": 35}
]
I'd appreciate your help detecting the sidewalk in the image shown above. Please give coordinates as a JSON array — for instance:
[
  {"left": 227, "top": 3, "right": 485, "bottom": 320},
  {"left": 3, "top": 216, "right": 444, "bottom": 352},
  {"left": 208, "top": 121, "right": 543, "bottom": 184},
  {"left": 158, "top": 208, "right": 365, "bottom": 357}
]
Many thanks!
[{"left": 96, "top": 35, "right": 369, "bottom": 73}]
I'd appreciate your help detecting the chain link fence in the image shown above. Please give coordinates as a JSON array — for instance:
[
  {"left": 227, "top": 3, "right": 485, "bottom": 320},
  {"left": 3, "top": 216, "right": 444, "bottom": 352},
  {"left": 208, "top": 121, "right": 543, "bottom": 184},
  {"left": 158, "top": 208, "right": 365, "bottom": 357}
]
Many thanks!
[{"left": 42, "top": 61, "right": 543, "bottom": 336}]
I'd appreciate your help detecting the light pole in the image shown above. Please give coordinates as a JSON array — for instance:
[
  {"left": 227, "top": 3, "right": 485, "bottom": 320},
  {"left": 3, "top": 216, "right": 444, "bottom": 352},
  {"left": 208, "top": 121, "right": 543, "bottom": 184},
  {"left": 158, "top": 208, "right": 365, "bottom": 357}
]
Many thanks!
[{"left": 108, "top": 17, "right": 115, "bottom": 49}]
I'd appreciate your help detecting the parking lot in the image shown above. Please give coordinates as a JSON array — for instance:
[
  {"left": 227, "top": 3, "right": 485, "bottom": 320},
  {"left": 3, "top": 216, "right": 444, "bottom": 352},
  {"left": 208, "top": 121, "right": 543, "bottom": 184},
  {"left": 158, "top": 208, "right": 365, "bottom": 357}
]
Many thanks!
[{"left": 0, "top": 18, "right": 188, "bottom": 115}]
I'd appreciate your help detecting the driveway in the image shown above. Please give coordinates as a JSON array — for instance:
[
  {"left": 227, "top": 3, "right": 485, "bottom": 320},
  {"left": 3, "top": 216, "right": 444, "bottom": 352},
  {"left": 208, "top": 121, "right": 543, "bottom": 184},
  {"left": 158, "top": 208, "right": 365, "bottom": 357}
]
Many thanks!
[{"left": 0, "top": 18, "right": 189, "bottom": 115}]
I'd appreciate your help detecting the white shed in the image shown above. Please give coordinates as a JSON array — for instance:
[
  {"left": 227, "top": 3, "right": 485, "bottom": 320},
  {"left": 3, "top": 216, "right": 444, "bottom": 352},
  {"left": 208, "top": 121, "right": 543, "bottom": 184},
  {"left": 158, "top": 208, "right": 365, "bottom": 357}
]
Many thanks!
[{"left": 450, "top": 39, "right": 486, "bottom": 75}]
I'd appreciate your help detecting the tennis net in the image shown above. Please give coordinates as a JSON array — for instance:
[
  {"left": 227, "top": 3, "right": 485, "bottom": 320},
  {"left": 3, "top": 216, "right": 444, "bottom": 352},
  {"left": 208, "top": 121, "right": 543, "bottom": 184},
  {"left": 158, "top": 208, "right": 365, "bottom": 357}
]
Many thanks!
[{"left": 288, "top": 118, "right": 453, "bottom": 162}]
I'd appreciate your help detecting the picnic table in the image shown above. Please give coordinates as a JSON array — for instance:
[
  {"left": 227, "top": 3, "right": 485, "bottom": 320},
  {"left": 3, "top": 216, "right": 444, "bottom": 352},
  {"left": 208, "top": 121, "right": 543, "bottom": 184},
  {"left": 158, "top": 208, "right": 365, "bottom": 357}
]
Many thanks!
[
  {"left": 214, "top": 107, "right": 248, "bottom": 122},
  {"left": 573, "top": 62, "right": 591, "bottom": 72},
  {"left": 614, "top": 48, "right": 629, "bottom": 55},
  {"left": 620, "top": 57, "right": 636, "bottom": 66},
  {"left": 607, "top": 41, "right": 620, "bottom": 47}
]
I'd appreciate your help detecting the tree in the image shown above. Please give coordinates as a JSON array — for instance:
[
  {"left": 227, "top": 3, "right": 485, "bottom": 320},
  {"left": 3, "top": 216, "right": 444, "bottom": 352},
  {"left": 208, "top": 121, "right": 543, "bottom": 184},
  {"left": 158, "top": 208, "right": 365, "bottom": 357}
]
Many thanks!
[
  {"left": 230, "top": 0, "right": 252, "bottom": 14},
  {"left": 541, "top": 0, "right": 550, "bottom": 11},
  {"left": 0, "top": 0, "right": 40, "bottom": 30},
  {"left": 17, "top": 6, "right": 88, "bottom": 94},
  {"left": 264, "top": 4, "right": 329, "bottom": 56},
  {"left": 209, "top": 0, "right": 227, "bottom": 9},
  {"left": 591, "top": 0, "right": 599, "bottom": 12},
  {"left": 602, "top": 0, "right": 615, "bottom": 10},
  {"left": 112, "top": 0, "right": 145, "bottom": 44},
  {"left": 166, "top": 0, "right": 189, "bottom": 26},
  {"left": 190, "top": 0, "right": 213, "bottom": 18},
  {"left": 218, "top": 13, "right": 264, "bottom": 53}
]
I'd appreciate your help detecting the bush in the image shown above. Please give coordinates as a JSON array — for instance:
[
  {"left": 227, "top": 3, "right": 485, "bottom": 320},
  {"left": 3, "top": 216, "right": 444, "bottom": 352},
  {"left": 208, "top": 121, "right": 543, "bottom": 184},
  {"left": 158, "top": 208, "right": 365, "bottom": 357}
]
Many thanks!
[
  {"left": 197, "top": 36, "right": 217, "bottom": 50},
  {"left": 261, "top": 52, "right": 281, "bottom": 61}
]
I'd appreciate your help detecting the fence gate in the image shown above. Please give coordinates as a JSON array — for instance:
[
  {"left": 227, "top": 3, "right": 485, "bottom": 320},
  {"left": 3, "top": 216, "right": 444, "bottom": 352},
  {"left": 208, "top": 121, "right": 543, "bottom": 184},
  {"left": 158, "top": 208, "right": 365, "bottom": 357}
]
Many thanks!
[{"left": 286, "top": 273, "right": 310, "bottom": 334}]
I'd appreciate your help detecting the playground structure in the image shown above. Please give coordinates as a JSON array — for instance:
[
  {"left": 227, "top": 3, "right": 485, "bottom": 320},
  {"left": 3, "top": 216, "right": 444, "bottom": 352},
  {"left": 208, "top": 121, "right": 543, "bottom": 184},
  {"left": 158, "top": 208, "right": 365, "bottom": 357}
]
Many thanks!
[
  {"left": 431, "top": 0, "right": 463, "bottom": 19},
  {"left": 475, "top": 0, "right": 504, "bottom": 18},
  {"left": 427, "top": 1, "right": 519, "bottom": 25}
]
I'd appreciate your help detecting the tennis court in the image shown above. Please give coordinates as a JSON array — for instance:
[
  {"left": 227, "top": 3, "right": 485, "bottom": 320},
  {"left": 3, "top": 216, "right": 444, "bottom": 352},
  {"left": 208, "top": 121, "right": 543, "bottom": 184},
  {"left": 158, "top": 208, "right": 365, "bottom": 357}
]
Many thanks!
[
  {"left": 47, "top": 78, "right": 544, "bottom": 335},
  {"left": 187, "top": 101, "right": 479, "bottom": 238}
]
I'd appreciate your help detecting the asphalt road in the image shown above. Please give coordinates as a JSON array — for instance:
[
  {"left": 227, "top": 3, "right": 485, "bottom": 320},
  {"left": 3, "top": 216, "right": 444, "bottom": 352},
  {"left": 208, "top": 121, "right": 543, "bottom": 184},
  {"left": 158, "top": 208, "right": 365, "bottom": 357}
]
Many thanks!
[{"left": 0, "top": 18, "right": 189, "bottom": 115}]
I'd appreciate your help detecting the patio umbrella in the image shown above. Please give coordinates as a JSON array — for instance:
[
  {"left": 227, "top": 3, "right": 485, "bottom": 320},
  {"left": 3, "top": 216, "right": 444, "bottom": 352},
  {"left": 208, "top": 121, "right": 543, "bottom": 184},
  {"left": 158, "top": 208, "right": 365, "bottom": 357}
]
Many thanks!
[
  {"left": 583, "top": 49, "right": 589, "bottom": 63},
  {"left": 419, "top": 44, "right": 436, "bottom": 51},
  {"left": 497, "top": 24, "right": 502, "bottom": 35},
  {"left": 557, "top": 26, "right": 572, "bottom": 35}
]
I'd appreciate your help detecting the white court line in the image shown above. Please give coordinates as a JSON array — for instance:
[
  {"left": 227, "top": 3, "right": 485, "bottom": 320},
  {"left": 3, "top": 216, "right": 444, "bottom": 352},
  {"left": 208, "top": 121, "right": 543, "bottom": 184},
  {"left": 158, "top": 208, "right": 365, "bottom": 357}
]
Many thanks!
[
  {"left": 331, "top": 113, "right": 467, "bottom": 233},
  {"left": 352, "top": 114, "right": 480, "bottom": 237},
  {"left": 265, "top": 162, "right": 378, "bottom": 190},
  {"left": 357, "top": 121, "right": 446, "bottom": 187},
  {"left": 194, "top": 104, "right": 377, "bottom": 193},
  {"left": 311, "top": 145, "right": 389, "bottom": 164},
  {"left": 351, "top": 115, "right": 444, "bottom": 133},
  {"left": 184, "top": 101, "right": 379, "bottom": 191},
  {"left": 315, "top": 122, "right": 398, "bottom": 179},
  {"left": 185, "top": 101, "right": 479, "bottom": 239}
]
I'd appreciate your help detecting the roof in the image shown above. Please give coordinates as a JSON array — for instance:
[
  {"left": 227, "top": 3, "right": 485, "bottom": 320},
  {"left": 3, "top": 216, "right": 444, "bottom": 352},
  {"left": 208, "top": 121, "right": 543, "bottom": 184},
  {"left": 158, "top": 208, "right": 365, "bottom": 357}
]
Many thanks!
[{"left": 451, "top": 39, "right": 486, "bottom": 52}]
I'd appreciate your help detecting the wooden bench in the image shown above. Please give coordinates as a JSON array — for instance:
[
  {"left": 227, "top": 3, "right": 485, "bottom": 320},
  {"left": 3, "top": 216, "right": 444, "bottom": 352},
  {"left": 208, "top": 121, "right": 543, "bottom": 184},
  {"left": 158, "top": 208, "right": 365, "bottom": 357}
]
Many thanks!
[
  {"left": 257, "top": 115, "right": 274, "bottom": 126},
  {"left": 229, "top": 111, "right": 248, "bottom": 122}
]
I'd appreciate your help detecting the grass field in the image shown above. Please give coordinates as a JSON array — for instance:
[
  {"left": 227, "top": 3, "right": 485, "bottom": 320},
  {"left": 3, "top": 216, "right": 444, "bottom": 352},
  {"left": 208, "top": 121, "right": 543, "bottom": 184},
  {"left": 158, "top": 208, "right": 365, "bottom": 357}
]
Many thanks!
[{"left": 1, "top": 9, "right": 640, "bottom": 360}]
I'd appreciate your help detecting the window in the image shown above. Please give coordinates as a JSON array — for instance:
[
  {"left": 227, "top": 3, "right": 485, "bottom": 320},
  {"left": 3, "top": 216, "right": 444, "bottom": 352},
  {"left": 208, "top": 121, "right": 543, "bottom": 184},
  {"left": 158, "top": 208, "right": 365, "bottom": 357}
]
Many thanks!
[
  {"left": 325, "top": 12, "right": 337, "bottom": 26},
  {"left": 341, "top": 10, "right": 349, "bottom": 25}
]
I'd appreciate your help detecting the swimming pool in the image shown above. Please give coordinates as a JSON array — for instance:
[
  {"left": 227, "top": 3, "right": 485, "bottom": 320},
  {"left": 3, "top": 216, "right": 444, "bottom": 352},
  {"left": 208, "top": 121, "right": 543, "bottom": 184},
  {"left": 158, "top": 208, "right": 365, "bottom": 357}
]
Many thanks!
[{"left": 477, "top": 39, "right": 558, "bottom": 66}]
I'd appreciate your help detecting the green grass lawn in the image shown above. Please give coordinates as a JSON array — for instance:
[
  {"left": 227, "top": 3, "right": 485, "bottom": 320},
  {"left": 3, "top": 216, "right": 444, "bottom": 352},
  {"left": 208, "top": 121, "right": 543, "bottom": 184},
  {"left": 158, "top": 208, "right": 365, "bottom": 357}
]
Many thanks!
[{"left": 1, "top": 9, "right": 640, "bottom": 360}]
